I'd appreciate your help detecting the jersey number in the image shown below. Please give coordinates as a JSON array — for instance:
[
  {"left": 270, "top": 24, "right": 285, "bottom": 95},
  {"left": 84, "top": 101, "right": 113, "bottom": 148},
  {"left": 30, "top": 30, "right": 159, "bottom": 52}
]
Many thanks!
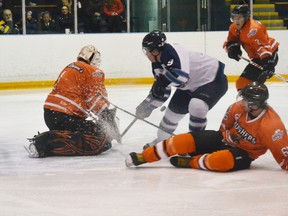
[{"left": 281, "top": 146, "right": 288, "bottom": 157}]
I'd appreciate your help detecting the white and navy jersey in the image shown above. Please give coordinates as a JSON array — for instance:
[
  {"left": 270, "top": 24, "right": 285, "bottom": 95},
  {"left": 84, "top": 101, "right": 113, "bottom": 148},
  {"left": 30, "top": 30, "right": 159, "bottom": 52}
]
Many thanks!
[{"left": 152, "top": 43, "right": 220, "bottom": 91}]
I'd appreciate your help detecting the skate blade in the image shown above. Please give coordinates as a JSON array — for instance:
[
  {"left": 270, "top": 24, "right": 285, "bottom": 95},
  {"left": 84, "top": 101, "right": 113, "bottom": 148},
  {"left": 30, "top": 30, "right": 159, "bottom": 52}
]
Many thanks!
[{"left": 24, "top": 144, "right": 39, "bottom": 158}]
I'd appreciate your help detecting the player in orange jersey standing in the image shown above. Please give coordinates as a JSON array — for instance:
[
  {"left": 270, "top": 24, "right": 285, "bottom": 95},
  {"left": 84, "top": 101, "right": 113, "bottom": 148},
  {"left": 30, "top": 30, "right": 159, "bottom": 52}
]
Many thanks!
[
  {"left": 126, "top": 82, "right": 288, "bottom": 172},
  {"left": 223, "top": 5, "right": 279, "bottom": 90},
  {"left": 25, "top": 45, "right": 120, "bottom": 158}
]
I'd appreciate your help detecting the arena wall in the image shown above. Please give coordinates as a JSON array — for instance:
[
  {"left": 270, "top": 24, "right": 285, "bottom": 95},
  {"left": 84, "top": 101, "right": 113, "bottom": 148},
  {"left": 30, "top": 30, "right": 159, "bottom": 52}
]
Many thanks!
[{"left": 0, "top": 31, "right": 287, "bottom": 89}]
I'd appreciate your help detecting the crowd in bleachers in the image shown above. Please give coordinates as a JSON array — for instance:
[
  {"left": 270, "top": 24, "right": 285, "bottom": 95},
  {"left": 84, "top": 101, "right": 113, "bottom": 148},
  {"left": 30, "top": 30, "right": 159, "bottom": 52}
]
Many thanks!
[{"left": 0, "top": 0, "right": 126, "bottom": 34}]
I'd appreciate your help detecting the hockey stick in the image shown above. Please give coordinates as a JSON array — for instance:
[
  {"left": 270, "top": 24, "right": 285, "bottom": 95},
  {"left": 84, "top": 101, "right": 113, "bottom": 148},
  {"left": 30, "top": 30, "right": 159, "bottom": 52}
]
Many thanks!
[
  {"left": 109, "top": 102, "right": 174, "bottom": 136},
  {"left": 95, "top": 91, "right": 173, "bottom": 136},
  {"left": 121, "top": 117, "right": 137, "bottom": 138},
  {"left": 120, "top": 106, "right": 167, "bottom": 138},
  {"left": 239, "top": 55, "right": 288, "bottom": 83}
]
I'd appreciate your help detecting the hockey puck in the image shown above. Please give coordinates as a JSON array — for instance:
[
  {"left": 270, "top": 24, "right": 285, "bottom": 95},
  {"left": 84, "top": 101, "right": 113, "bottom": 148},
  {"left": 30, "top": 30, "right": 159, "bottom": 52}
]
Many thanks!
[{"left": 160, "top": 106, "right": 166, "bottom": 112}]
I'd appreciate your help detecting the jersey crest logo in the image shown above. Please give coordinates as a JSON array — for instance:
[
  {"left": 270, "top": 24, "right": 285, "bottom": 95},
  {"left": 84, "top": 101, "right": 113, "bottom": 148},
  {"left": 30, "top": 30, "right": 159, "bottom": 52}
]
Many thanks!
[
  {"left": 167, "top": 59, "right": 174, "bottom": 66},
  {"left": 247, "top": 29, "right": 257, "bottom": 38},
  {"left": 92, "top": 70, "right": 102, "bottom": 77},
  {"left": 272, "top": 129, "right": 284, "bottom": 141}
]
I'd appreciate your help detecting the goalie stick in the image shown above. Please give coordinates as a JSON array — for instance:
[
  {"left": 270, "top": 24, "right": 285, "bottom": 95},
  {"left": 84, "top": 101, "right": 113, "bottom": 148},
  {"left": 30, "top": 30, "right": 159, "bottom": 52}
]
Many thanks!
[{"left": 239, "top": 55, "right": 288, "bottom": 83}]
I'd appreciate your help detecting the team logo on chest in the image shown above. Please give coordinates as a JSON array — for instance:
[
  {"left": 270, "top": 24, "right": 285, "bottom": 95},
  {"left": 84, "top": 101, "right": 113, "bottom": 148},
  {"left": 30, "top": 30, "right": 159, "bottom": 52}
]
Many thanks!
[{"left": 247, "top": 29, "right": 257, "bottom": 38}]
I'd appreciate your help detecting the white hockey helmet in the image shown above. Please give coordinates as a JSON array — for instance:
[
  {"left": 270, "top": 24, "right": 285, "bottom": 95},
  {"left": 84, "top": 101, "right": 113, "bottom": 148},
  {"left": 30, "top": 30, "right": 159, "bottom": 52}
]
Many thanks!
[{"left": 77, "top": 45, "right": 101, "bottom": 67}]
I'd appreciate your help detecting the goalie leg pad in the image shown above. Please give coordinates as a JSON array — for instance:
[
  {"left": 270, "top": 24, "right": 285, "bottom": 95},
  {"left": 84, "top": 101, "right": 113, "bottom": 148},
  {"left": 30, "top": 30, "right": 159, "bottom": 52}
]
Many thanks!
[{"left": 32, "top": 130, "right": 110, "bottom": 157}]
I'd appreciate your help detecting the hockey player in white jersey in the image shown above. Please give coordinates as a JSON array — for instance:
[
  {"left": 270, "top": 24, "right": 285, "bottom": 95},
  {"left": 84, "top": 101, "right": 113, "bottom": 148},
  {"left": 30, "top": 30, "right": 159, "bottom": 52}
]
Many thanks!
[{"left": 136, "top": 30, "right": 228, "bottom": 148}]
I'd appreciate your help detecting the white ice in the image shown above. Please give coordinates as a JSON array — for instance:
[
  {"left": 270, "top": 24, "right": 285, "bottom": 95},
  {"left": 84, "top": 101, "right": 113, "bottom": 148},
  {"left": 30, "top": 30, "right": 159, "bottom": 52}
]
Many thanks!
[{"left": 0, "top": 83, "right": 287, "bottom": 216}]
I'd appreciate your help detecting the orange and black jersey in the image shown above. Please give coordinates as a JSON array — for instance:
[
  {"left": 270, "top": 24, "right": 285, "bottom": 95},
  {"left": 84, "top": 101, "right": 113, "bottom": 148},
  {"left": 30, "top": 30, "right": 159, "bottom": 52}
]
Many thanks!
[
  {"left": 226, "top": 18, "right": 279, "bottom": 60},
  {"left": 220, "top": 102, "right": 288, "bottom": 170},
  {"left": 44, "top": 61, "right": 109, "bottom": 118}
]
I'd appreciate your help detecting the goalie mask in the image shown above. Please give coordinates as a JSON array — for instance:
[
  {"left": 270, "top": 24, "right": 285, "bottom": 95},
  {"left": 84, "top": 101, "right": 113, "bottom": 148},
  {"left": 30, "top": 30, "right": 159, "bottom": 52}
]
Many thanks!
[
  {"left": 77, "top": 45, "right": 101, "bottom": 67},
  {"left": 142, "top": 30, "right": 166, "bottom": 54},
  {"left": 237, "top": 82, "right": 269, "bottom": 110}
]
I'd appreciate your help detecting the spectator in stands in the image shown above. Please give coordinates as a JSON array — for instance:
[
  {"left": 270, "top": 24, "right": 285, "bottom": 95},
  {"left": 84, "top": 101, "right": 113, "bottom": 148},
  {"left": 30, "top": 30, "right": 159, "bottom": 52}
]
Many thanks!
[
  {"left": 55, "top": 4, "right": 74, "bottom": 33},
  {"left": 103, "top": 0, "right": 124, "bottom": 32},
  {"left": 1, "top": 0, "right": 14, "bottom": 11},
  {"left": 16, "top": 10, "right": 38, "bottom": 34},
  {"left": 25, "top": 11, "right": 37, "bottom": 33},
  {"left": 37, "top": 11, "right": 57, "bottom": 34},
  {"left": 0, "top": 9, "right": 19, "bottom": 34},
  {"left": 56, "top": 0, "right": 73, "bottom": 13},
  {"left": 85, "top": 0, "right": 107, "bottom": 33},
  {"left": 26, "top": 1, "right": 36, "bottom": 6},
  {"left": 0, "top": 0, "right": 3, "bottom": 14}
]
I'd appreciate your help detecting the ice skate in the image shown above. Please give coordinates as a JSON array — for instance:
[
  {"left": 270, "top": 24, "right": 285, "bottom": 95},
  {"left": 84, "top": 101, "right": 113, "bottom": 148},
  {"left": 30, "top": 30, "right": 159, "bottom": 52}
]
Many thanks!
[
  {"left": 170, "top": 156, "right": 192, "bottom": 168},
  {"left": 24, "top": 139, "right": 39, "bottom": 158},
  {"left": 125, "top": 152, "right": 146, "bottom": 167}
]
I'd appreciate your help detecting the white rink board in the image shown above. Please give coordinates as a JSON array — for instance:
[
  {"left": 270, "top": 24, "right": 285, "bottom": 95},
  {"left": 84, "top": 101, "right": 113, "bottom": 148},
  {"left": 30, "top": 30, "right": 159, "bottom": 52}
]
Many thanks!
[{"left": 0, "top": 31, "right": 287, "bottom": 82}]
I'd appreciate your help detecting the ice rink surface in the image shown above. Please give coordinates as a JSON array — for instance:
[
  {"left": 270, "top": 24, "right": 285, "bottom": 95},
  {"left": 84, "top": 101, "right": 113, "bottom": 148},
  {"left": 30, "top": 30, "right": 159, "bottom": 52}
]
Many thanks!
[{"left": 0, "top": 83, "right": 287, "bottom": 216}]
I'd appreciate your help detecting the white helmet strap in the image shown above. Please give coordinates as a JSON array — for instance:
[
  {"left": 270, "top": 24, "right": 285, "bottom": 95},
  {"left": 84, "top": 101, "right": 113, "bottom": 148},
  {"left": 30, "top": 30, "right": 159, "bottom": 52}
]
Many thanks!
[{"left": 90, "top": 51, "right": 101, "bottom": 67}]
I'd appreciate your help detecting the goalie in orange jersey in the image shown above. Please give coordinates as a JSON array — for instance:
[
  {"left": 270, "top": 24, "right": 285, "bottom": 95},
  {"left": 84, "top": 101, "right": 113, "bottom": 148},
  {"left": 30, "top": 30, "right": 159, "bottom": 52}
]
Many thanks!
[
  {"left": 25, "top": 45, "right": 121, "bottom": 158},
  {"left": 125, "top": 82, "right": 288, "bottom": 172},
  {"left": 223, "top": 5, "right": 279, "bottom": 90}
]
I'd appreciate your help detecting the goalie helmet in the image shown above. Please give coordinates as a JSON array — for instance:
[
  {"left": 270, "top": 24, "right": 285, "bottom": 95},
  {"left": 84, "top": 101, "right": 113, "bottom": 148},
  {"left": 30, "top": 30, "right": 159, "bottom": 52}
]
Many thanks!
[
  {"left": 142, "top": 30, "right": 167, "bottom": 52},
  {"left": 238, "top": 82, "right": 269, "bottom": 109},
  {"left": 77, "top": 45, "right": 101, "bottom": 67},
  {"left": 231, "top": 5, "right": 250, "bottom": 21}
]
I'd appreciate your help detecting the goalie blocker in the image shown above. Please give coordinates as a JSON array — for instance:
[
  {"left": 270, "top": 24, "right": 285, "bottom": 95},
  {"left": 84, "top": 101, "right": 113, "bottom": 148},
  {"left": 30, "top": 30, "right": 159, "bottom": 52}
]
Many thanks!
[{"left": 26, "top": 130, "right": 112, "bottom": 158}]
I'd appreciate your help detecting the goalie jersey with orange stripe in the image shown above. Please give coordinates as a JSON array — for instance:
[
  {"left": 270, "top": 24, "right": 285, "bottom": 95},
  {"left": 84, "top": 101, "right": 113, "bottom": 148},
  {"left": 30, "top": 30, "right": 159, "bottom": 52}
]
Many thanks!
[
  {"left": 220, "top": 102, "right": 288, "bottom": 170},
  {"left": 44, "top": 60, "right": 109, "bottom": 118}
]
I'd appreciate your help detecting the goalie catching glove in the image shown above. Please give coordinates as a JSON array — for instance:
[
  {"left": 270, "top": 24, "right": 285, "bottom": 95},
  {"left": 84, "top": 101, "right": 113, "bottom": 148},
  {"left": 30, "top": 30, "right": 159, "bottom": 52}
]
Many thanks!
[{"left": 99, "top": 107, "right": 122, "bottom": 144}]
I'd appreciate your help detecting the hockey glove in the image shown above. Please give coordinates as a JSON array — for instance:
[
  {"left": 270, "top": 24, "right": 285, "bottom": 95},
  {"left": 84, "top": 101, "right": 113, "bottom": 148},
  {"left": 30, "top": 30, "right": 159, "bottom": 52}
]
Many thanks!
[
  {"left": 136, "top": 99, "right": 157, "bottom": 119},
  {"left": 223, "top": 130, "right": 242, "bottom": 146},
  {"left": 227, "top": 41, "right": 242, "bottom": 61},
  {"left": 257, "top": 58, "right": 275, "bottom": 83},
  {"left": 151, "top": 81, "right": 167, "bottom": 100},
  {"left": 99, "top": 107, "right": 122, "bottom": 143}
]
